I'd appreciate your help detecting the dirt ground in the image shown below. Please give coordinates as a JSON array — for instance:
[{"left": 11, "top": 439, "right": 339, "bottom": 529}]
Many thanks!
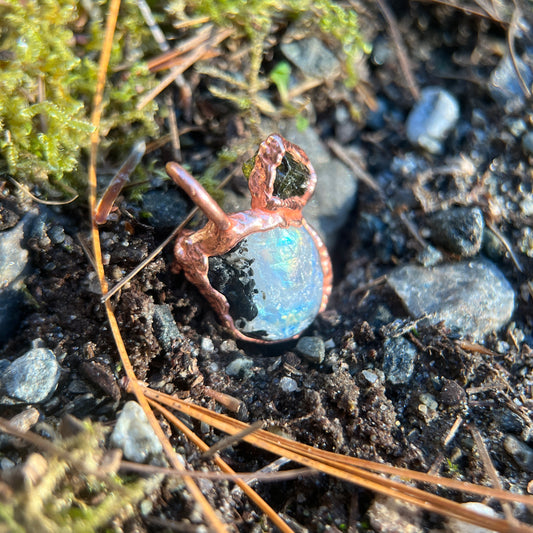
[{"left": 1, "top": 1, "right": 533, "bottom": 531}]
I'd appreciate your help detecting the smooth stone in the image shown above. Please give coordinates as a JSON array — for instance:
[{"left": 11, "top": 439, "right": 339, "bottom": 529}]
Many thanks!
[
  {"left": 153, "top": 304, "right": 183, "bottom": 352},
  {"left": 225, "top": 357, "right": 253, "bottom": 379},
  {"left": 0, "top": 348, "right": 60, "bottom": 404},
  {"left": 489, "top": 53, "right": 533, "bottom": 112},
  {"left": 279, "top": 121, "right": 357, "bottom": 248},
  {"left": 387, "top": 260, "right": 515, "bottom": 340},
  {"left": 428, "top": 207, "right": 484, "bottom": 257},
  {"left": 406, "top": 87, "right": 459, "bottom": 154},
  {"left": 503, "top": 435, "right": 533, "bottom": 473},
  {"left": 281, "top": 36, "right": 341, "bottom": 79},
  {"left": 279, "top": 376, "right": 299, "bottom": 393},
  {"left": 110, "top": 401, "right": 163, "bottom": 464},
  {"left": 382, "top": 337, "right": 417, "bottom": 385},
  {"left": 295, "top": 336, "right": 326, "bottom": 364},
  {"left": 209, "top": 226, "right": 324, "bottom": 341},
  {"left": 445, "top": 502, "right": 498, "bottom": 533},
  {"left": 362, "top": 369, "right": 379, "bottom": 384}
]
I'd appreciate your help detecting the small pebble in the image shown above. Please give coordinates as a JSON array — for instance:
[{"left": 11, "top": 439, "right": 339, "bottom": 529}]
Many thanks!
[
  {"left": 419, "top": 393, "right": 438, "bottom": 411},
  {"left": 0, "top": 348, "right": 60, "bottom": 404},
  {"left": 220, "top": 339, "right": 238, "bottom": 354},
  {"left": 439, "top": 379, "right": 466, "bottom": 406},
  {"left": 48, "top": 225, "right": 65, "bottom": 245},
  {"left": 200, "top": 337, "right": 215, "bottom": 353},
  {"left": 416, "top": 245, "right": 443, "bottom": 267},
  {"left": 522, "top": 131, "right": 533, "bottom": 158},
  {"left": 406, "top": 87, "right": 460, "bottom": 154},
  {"left": 279, "top": 376, "right": 299, "bottom": 393},
  {"left": 110, "top": 401, "right": 163, "bottom": 464},
  {"left": 225, "top": 357, "right": 253, "bottom": 379},
  {"left": 295, "top": 336, "right": 325, "bottom": 364},
  {"left": 362, "top": 369, "right": 379, "bottom": 385},
  {"left": 152, "top": 304, "right": 182, "bottom": 352},
  {"left": 428, "top": 207, "right": 484, "bottom": 257},
  {"left": 489, "top": 53, "right": 533, "bottom": 112},
  {"left": 503, "top": 435, "right": 533, "bottom": 473},
  {"left": 445, "top": 502, "right": 498, "bottom": 533},
  {"left": 382, "top": 337, "right": 417, "bottom": 385}
]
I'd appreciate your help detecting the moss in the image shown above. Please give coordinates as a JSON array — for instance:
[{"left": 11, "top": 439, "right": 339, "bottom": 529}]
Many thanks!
[
  {"left": 0, "top": 0, "right": 159, "bottom": 196},
  {"left": 0, "top": 421, "right": 147, "bottom": 533}
]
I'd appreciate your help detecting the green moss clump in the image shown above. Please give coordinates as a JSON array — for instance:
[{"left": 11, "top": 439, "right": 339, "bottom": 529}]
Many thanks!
[
  {"left": 0, "top": 0, "right": 93, "bottom": 187},
  {"left": 0, "top": 0, "right": 159, "bottom": 196},
  {"left": 0, "top": 421, "right": 147, "bottom": 533}
]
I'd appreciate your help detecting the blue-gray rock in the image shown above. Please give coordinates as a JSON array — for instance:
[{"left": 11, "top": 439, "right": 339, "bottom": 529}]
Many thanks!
[
  {"left": 0, "top": 220, "right": 28, "bottom": 288},
  {"left": 382, "top": 337, "right": 417, "bottom": 385},
  {"left": 503, "top": 435, "right": 533, "bottom": 473},
  {"left": 281, "top": 37, "right": 341, "bottom": 79},
  {"left": 0, "top": 348, "right": 60, "bottom": 404},
  {"left": 428, "top": 207, "right": 484, "bottom": 257},
  {"left": 225, "top": 357, "right": 254, "bottom": 379},
  {"left": 0, "top": 219, "right": 32, "bottom": 345},
  {"left": 387, "top": 260, "right": 515, "bottom": 340},
  {"left": 110, "top": 401, "right": 163, "bottom": 464},
  {"left": 416, "top": 245, "right": 443, "bottom": 267},
  {"left": 295, "top": 336, "right": 326, "bottom": 364},
  {"left": 141, "top": 188, "right": 189, "bottom": 231},
  {"left": 522, "top": 131, "right": 533, "bottom": 158},
  {"left": 406, "top": 87, "right": 460, "bottom": 154},
  {"left": 279, "top": 376, "right": 299, "bottom": 393},
  {"left": 489, "top": 53, "right": 533, "bottom": 112},
  {"left": 153, "top": 304, "right": 183, "bottom": 352},
  {"left": 279, "top": 122, "right": 357, "bottom": 248}
]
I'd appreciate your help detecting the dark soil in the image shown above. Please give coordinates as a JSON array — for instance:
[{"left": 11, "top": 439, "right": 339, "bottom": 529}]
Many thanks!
[{"left": 2, "top": 2, "right": 533, "bottom": 531}]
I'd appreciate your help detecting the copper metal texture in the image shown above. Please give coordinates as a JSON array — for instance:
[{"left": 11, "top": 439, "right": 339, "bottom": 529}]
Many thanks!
[{"left": 166, "top": 134, "right": 332, "bottom": 343}]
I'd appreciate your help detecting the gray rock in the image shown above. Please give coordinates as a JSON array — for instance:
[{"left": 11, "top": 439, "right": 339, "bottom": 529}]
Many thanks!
[
  {"left": 48, "top": 225, "right": 65, "bottom": 245},
  {"left": 225, "top": 357, "right": 253, "bottom": 379},
  {"left": 368, "top": 495, "right": 422, "bottom": 533},
  {"left": 295, "top": 336, "right": 326, "bottom": 364},
  {"left": 416, "top": 245, "right": 443, "bottom": 267},
  {"left": 0, "top": 348, "right": 60, "bottom": 404},
  {"left": 279, "top": 376, "right": 299, "bottom": 393},
  {"left": 200, "top": 337, "right": 215, "bottom": 353},
  {"left": 0, "top": 220, "right": 28, "bottom": 287},
  {"left": 0, "top": 218, "right": 33, "bottom": 346},
  {"left": 406, "top": 87, "right": 459, "bottom": 154},
  {"left": 522, "top": 131, "right": 533, "bottom": 158},
  {"left": 281, "top": 37, "right": 340, "bottom": 79},
  {"left": 489, "top": 53, "right": 533, "bottom": 112},
  {"left": 503, "top": 435, "right": 533, "bottom": 473},
  {"left": 445, "top": 502, "right": 498, "bottom": 533},
  {"left": 110, "top": 401, "right": 163, "bottom": 464},
  {"left": 153, "top": 304, "right": 182, "bottom": 352},
  {"left": 141, "top": 188, "right": 189, "bottom": 231},
  {"left": 428, "top": 207, "right": 484, "bottom": 257},
  {"left": 382, "top": 337, "right": 417, "bottom": 385},
  {"left": 387, "top": 260, "right": 515, "bottom": 340},
  {"left": 278, "top": 121, "right": 357, "bottom": 247}
]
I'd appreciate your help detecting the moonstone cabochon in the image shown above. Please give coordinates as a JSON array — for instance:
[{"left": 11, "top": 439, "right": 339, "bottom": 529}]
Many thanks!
[{"left": 207, "top": 225, "right": 324, "bottom": 341}]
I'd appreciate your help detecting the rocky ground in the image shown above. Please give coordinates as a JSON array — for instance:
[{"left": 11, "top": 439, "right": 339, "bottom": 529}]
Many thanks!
[{"left": 1, "top": 1, "right": 533, "bottom": 531}]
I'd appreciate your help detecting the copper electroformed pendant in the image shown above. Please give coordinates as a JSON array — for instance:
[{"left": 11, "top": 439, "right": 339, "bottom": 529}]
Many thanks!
[{"left": 166, "top": 134, "right": 332, "bottom": 343}]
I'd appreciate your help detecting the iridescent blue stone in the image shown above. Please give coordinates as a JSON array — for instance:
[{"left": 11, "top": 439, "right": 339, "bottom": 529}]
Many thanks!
[{"left": 208, "top": 226, "right": 324, "bottom": 341}]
